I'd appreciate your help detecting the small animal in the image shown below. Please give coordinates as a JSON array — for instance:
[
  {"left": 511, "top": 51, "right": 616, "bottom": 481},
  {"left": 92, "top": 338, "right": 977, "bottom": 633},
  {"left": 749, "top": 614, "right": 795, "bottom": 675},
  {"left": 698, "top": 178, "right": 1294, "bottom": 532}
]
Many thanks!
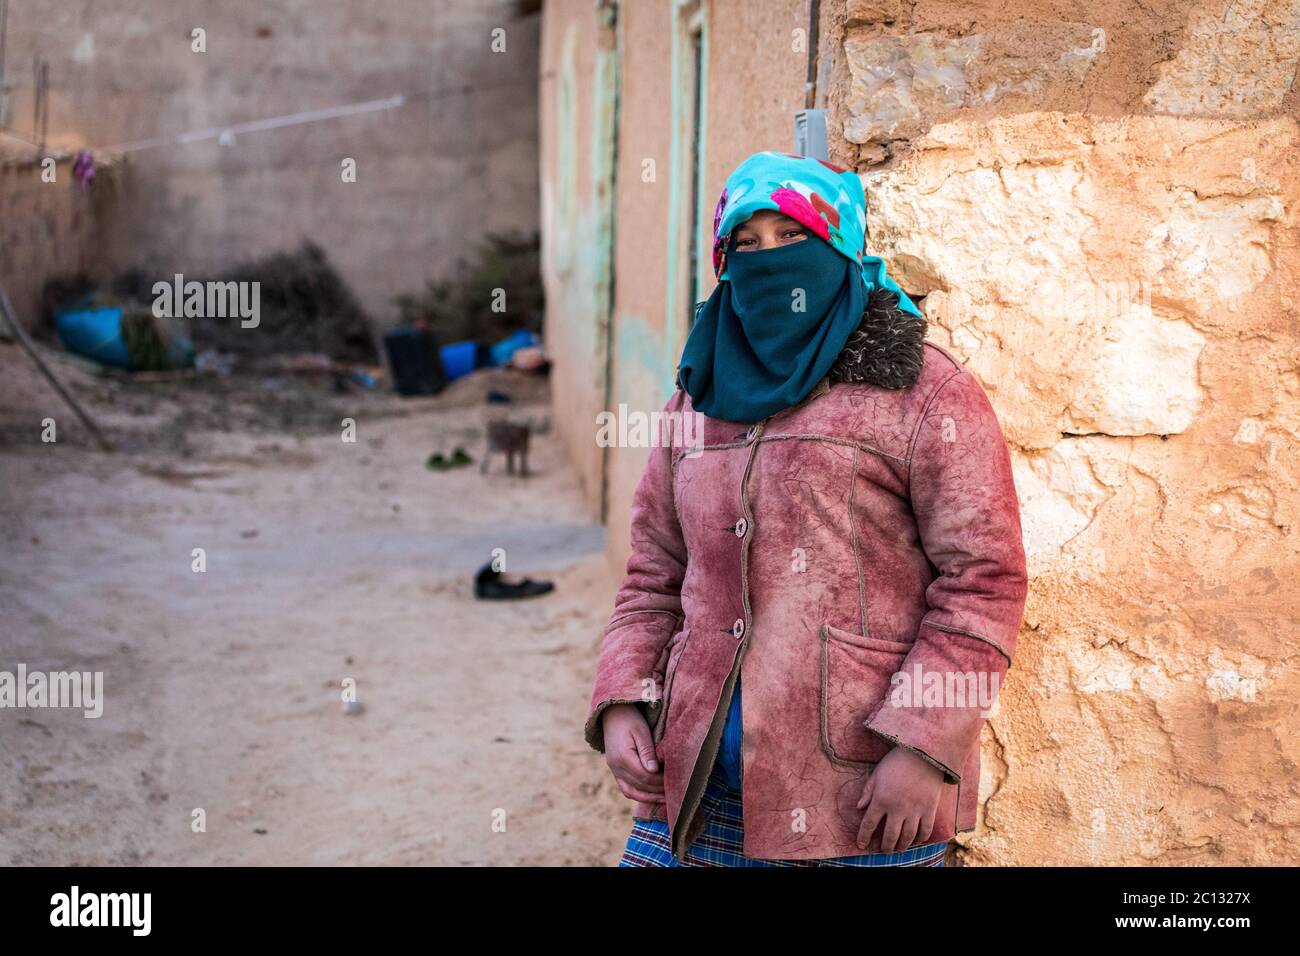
[{"left": 482, "top": 420, "right": 531, "bottom": 476}]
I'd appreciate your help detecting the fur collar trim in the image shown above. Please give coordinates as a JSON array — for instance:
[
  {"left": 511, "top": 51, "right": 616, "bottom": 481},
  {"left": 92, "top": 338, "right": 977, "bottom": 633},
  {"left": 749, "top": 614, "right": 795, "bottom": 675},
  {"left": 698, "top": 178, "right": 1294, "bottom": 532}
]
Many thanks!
[{"left": 828, "top": 286, "right": 927, "bottom": 389}]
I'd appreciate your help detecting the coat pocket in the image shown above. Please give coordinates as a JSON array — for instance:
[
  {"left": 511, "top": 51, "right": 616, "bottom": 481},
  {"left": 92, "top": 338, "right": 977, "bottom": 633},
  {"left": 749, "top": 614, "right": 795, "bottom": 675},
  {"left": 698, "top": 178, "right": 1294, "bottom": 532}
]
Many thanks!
[
  {"left": 819, "top": 623, "right": 913, "bottom": 766},
  {"left": 652, "top": 626, "right": 691, "bottom": 744}
]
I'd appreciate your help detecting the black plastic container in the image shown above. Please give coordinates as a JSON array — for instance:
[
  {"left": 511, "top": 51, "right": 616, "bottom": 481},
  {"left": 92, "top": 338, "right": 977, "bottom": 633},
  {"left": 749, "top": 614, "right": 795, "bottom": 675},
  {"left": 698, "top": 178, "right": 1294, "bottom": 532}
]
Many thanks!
[{"left": 383, "top": 326, "right": 446, "bottom": 396}]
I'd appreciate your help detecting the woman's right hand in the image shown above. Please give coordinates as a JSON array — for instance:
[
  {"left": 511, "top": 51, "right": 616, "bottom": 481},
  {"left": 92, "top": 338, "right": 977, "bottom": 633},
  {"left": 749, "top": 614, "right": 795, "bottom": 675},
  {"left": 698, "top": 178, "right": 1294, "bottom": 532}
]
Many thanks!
[{"left": 601, "top": 703, "right": 666, "bottom": 804}]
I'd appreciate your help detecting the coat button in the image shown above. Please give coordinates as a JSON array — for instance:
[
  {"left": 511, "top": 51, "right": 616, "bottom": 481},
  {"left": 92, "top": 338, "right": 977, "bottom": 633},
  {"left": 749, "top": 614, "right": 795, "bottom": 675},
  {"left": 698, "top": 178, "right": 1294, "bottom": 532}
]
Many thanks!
[
  {"left": 734, "top": 517, "right": 748, "bottom": 538},
  {"left": 731, "top": 619, "right": 745, "bottom": 639}
]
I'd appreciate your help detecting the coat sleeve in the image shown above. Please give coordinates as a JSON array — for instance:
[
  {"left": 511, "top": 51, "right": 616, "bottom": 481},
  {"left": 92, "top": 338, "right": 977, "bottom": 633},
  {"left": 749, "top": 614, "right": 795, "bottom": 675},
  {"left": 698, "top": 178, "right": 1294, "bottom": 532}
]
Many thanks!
[
  {"left": 863, "top": 368, "right": 1029, "bottom": 784},
  {"left": 583, "top": 389, "right": 691, "bottom": 754}
]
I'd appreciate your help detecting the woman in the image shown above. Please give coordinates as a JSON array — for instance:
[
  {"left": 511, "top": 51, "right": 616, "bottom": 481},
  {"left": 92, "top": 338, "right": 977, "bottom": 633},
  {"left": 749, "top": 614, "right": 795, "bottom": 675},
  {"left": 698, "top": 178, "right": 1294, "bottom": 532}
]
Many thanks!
[{"left": 583, "top": 150, "right": 1028, "bottom": 866}]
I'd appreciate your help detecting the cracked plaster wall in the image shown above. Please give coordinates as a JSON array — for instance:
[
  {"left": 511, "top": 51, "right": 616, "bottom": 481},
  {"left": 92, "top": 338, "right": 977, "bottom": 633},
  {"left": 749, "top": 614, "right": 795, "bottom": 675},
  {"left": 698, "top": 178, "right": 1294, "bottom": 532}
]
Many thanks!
[{"left": 825, "top": 0, "right": 1300, "bottom": 864}]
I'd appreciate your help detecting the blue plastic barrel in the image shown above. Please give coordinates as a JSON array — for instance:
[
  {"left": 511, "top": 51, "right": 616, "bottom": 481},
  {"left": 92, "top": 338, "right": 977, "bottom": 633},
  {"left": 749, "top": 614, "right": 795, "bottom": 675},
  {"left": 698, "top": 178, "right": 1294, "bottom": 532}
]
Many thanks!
[{"left": 54, "top": 306, "right": 130, "bottom": 367}]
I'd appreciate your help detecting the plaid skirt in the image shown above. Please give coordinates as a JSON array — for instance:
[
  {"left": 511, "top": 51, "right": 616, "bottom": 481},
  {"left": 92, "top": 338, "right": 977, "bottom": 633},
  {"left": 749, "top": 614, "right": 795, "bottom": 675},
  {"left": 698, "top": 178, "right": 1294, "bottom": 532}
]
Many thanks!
[{"left": 618, "top": 762, "right": 949, "bottom": 867}]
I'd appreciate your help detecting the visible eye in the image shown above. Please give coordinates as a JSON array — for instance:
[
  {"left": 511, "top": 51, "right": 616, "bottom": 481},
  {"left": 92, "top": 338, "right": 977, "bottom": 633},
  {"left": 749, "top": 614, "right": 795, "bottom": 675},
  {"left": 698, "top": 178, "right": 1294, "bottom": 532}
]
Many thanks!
[
  {"left": 733, "top": 236, "right": 757, "bottom": 249},
  {"left": 782, "top": 228, "right": 808, "bottom": 241}
]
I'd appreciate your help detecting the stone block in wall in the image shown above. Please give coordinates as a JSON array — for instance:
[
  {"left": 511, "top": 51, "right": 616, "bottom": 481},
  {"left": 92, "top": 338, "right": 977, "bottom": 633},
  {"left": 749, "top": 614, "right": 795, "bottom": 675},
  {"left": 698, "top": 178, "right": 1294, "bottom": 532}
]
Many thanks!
[
  {"left": 860, "top": 112, "right": 1291, "bottom": 450},
  {"left": 1145, "top": 0, "right": 1300, "bottom": 116},
  {"left": 843, "top": 22, "right": 1105, "bottom": 148}
]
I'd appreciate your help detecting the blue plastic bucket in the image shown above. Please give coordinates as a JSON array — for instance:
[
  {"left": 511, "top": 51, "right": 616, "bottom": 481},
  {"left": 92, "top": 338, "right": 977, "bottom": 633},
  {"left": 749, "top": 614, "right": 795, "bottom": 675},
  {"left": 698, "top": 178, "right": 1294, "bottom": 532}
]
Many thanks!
[{"left": 439, "top": 340, "right": 479, "bottom": 381}]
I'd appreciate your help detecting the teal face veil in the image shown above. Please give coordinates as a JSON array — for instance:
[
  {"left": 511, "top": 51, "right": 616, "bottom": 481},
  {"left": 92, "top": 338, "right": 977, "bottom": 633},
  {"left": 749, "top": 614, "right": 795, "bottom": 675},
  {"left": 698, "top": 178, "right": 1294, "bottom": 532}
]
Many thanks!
[{"left": 677, "top": 150, "right": 923, "bottom": 424}]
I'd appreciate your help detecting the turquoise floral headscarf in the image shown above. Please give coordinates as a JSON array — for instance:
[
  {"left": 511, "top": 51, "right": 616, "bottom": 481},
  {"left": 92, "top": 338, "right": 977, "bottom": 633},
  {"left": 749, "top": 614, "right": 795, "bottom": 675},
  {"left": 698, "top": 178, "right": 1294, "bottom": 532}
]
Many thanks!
[{"left": 710, "top": 150, "right": 922, "bottom": 318}]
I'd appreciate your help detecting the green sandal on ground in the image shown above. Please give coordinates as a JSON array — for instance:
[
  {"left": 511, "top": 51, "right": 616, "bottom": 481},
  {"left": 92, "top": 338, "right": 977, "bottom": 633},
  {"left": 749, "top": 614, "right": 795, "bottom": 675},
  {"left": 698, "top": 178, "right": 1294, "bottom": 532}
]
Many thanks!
[{"left": 427, "top": 447, "right": 472, "bottom": 470}]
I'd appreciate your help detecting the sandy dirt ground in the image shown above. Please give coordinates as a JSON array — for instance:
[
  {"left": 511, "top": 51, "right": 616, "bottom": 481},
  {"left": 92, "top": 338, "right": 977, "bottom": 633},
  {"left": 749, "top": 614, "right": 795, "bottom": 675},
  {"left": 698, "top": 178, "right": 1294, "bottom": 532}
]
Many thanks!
[{"left": 0, "top": 341, "right": 638, "bottom": 865}]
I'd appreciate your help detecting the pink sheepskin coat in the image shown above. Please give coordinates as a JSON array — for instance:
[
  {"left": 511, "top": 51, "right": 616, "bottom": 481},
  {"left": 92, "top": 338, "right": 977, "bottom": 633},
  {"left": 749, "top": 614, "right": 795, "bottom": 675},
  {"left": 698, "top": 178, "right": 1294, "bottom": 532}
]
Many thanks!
[{"left": 584, "top": 341, "right": 1029, "bottom": 861}]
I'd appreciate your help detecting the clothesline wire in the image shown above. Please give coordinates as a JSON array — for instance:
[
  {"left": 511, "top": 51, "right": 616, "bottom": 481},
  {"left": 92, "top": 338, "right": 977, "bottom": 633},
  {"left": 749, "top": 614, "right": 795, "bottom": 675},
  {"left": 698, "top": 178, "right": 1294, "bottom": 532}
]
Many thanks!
[{"left": 1, "top": 73, "right": 532, "bottom": 158}]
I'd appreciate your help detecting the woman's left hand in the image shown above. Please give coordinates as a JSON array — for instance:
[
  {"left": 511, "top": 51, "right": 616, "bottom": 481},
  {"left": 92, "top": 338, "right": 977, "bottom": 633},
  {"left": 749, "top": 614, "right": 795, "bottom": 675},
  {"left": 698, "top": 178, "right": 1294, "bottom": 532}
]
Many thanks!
[{"left": 854, "top": 746, "right": 946, "bottom": 853}]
